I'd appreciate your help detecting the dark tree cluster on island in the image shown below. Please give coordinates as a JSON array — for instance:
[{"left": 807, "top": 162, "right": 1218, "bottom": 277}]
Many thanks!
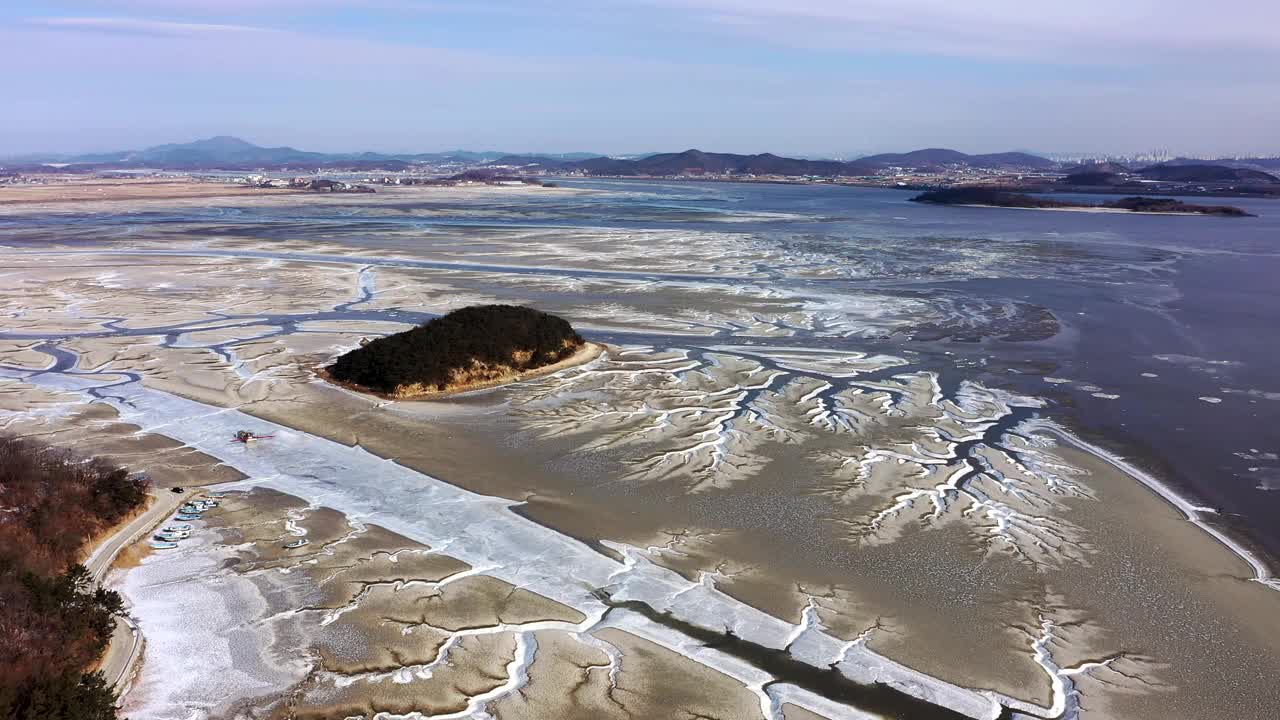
[
  {"left": 910, "top": 188, "right": 1254, "bottom": 216},
  {"left": 0, "top": 435, "right": 148, "bottom": 720},
  {"left": 328, "top": 304, "right": 585, "bottom": 396}
]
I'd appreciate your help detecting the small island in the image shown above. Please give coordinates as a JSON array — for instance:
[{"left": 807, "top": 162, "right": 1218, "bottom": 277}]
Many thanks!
[
  {"left": 910, "top": 188, "right": 1254, "bottom": 216},
  {"left": 326, "top": 305, "right": 598, "bottom": 399}
]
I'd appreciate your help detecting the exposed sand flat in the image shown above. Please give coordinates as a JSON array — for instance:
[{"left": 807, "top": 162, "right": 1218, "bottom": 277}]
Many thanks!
[
  {"left": 0, "top": 384, "right": 243, "bottom": 488},
  {"left": 0, "top": 340, "right": 57, "bottom": 370},
  {"left": 0, "top": 245, "right": 1259, "bottom": 712},
  {"left": 0, "top": 178, "right": 306, "bottom": 206},
  {"left": 171, "top": 324, "right": 282, "bottom": 348},
  {"left": 0, "top": 178, "right": 582, "bottom": 215},
  {"left": 0, "top": 378, "right": 81, "bottom": 415},
  {"left": 112, "top": 487, "right": 851, "bottom": 720},
  {"left": 785, "top": 704, "right": 836, "bottom": 720},
  {"left": 294, "top": 319, "right": 418, "bottom": 335},
  {"left": 489, "top": 627, "right": 773, "bottom": 720}
]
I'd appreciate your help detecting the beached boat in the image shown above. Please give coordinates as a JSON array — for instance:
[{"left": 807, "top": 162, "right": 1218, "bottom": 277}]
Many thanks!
[
  {"left": 155, "top": 531, "right": 189, "bottom": 541},
  {"left": 163, "top": 524, "right": 193, "bottom": 533},
  {"left": 148, "top": 540, "right": 179, "bottom": 550},
  {"left": 282, "top": 538, "right": 309, "bottom": 549},
  {"left": 175, "top": 513, "right": 203, "bottom": 521},
  {"left": 233, "top": 430, "right": 274, "bottom": 444}
]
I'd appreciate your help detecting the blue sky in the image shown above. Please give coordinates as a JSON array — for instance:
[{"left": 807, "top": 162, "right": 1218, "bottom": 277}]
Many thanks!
[{"left": 3, "top": 1, "right": 1279, "bottom": 157}]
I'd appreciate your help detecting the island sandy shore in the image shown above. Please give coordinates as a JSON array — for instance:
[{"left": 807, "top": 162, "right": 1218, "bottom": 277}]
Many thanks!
[
  {"left": 952, "top": 203, "right": 1213, "bottom": 216},
  {"left": 318, "top": 341, "right": 605, "bottom": 401}
]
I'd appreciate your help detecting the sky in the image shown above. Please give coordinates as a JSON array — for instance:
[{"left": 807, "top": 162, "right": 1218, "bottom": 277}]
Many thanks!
[{"left": 3, "top": 0, "right": 1279, "bottom": 158}]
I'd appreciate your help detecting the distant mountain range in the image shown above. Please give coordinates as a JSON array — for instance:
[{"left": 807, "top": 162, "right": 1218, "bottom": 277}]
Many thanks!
[
  {"left": 5, "top": 136, "right": 1279, "bottom": 181},
  {"left": 492, "top": 149, "right": 862, "bottom": 176},
  {"left": 489, "top": 147, "right": 1059, "bottom": 176},
  {"left": 1063, "top": 162, "right": 1280, "bottom": 187},
  {"left": 3, "top": 136, "right": 1059, "bottom": 174},
  {"left": 3, "top": 137, "right": 601, "bottom": 171},
  {"left": 853, "top": 148, "right": 1059, "bottom": 171},
  {"left": 1137, "top": 163, "right": 1279, "bottom": 184}
]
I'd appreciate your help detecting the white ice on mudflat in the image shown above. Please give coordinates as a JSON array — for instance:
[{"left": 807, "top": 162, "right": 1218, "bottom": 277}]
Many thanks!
[
  {"left": 113, "top": 532, "right": 310, "bottom": 720},
  {"left": 32, "top": 372, "right": 1007, "bottom": 720}
]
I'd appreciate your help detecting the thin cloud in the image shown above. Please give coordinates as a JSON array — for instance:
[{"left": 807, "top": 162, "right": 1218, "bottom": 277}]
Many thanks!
[
  {"left": 24, "top": 16, "right": 276, "bottom": 37},
  {"left": 636, "top": 0, "right": 1280, "bottom": 61}
]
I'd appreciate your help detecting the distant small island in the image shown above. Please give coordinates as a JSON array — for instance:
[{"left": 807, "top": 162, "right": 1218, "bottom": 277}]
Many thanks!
[
  {"left": 910, "top": 188, "right": 1254, "bottom": 217},
  {"left": 326, "top": 305, "right": 597, "bottom": 399}
]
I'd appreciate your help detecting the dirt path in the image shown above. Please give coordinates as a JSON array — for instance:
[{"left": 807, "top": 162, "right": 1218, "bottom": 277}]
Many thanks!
[{"left": 86, "top": 490, "right": 187, "bottom": 693}]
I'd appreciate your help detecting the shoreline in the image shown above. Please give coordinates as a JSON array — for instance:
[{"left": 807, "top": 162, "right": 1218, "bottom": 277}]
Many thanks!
[
  {"left": 1029, "top": 419, "right": 1280, "bottom": 591},
  {"left": 84, "top": 483, "right": 242, "bottom": 697},
  {"left": 83, "top": 490, "right": 185, "bottom": 695},
  {"left": 317, "top": 341, "right": 605, "bottom": 401}
]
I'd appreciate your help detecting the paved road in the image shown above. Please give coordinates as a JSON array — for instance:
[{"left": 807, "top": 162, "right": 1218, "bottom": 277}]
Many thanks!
[{"left": 87, "top": 490, "right": 187, "bottom": 694}]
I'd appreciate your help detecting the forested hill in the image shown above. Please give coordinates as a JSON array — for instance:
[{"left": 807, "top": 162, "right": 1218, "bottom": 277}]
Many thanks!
[
  {"left": 0, "top": 435, "right": 149, "bottom": 720},
  {"left": 328, "top": 305, "right": 585, "bottom": 397}
]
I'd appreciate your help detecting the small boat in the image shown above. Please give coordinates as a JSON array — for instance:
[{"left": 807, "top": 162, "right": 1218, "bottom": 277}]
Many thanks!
[
  {"left": 175, "top": 513, "right": 203, "bottom": 521},
  {"left": 192, "top": 500, "right": 219, "bottom": 509},
  {"left": 155, "top": 531, "right": 189, "bottom": 540},
  {"left": 149, "top": 540, "right": 179, "bottom": 550},
  {"left": 163, "top": 524, "right": 193, "bottom": 533},
  {"left": 180, "top": 504, "right": 206, "bottom": 514},
  {"left": 282, "top": 539, "right": 309, "bottom": 549},
  {"left": 233, "top": 430, "right": 275, "bottom": 444}
]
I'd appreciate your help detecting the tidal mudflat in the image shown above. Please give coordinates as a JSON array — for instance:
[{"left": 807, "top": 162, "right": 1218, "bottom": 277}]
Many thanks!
[{"left": 2, "top": 179, "right": 1278, "bottom": 719}]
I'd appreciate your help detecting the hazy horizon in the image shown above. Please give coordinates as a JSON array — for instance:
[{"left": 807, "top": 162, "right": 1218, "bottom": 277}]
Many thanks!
[
  {"left": 11, "top": 132, "right": 1277, "bottom": 163},
  {"left": 5, "top": 1, "right": 1280, "bottom": 158}
]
